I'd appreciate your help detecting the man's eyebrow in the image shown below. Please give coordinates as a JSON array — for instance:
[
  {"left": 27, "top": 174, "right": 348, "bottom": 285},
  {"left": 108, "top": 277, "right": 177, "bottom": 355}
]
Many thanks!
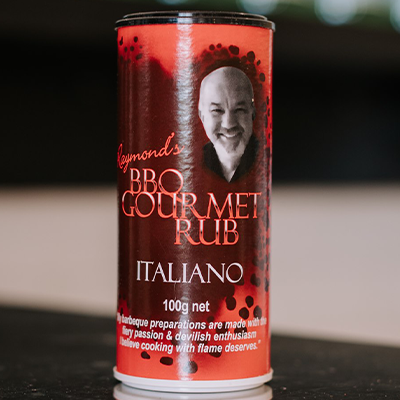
[
  {"left": 235, "top": 101, "right": 248, "bottom": 106},
  {"left": 210, "top": 102, "right": 222, "bottom": 107}
]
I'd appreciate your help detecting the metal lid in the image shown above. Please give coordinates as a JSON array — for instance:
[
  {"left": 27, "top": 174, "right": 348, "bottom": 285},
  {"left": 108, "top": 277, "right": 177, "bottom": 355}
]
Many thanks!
[{"left": 115, "top": 11, "right": 275, "bottom": 31}]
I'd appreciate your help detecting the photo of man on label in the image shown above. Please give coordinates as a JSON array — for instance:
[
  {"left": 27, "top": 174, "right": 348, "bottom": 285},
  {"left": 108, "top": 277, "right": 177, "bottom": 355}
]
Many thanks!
[{"left": 198, "top": 66, "right": 259, "bottom": 183}]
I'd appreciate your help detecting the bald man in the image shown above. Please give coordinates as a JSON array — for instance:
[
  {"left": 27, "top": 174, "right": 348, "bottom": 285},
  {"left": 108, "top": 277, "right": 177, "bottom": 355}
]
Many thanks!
[{"left": 198, "top": 66, "right": 259, "bottom": 182}]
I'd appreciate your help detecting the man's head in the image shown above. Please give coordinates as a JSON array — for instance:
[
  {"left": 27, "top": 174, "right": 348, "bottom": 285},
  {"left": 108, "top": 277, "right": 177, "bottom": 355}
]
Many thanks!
[{"left": 198, "top": 66, "right": 255, "bottom": 160}]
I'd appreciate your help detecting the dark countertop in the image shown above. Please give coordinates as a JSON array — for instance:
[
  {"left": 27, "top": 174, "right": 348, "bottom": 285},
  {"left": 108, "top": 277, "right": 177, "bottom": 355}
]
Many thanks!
[{"left": 0, "top": 307, "right": 399, "bottom": 399}]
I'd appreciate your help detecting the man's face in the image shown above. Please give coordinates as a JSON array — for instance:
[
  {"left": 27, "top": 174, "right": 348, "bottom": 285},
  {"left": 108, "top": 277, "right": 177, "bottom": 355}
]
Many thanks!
[{"left": 199, "top": 69, "right": 254, "bottom": 157}]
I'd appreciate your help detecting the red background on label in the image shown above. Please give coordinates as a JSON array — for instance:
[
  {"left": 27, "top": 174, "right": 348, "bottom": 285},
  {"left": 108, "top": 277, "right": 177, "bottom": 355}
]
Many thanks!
[{"left": 117, "top": 22, "right": 273, "bottom": 382}]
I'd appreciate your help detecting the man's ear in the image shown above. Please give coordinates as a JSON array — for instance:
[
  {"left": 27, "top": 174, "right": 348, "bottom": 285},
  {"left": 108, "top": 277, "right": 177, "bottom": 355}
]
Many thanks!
[
  {"left": 252, "top": 105, "right": 256, "bottom": 121},
  {"left": 198, "top": 108, "right": 203, "bottom": 122}
]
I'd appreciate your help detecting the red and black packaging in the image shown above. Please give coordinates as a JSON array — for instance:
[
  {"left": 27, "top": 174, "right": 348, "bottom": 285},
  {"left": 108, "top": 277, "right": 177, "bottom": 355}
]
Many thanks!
[{"left": 114, "top": 11, "right": 275, "bottom": 393}]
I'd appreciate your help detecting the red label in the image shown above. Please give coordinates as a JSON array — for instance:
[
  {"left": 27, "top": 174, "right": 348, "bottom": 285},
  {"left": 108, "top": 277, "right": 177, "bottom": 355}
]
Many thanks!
[{"left": 116, "top": 23, "right": 273, "bottom": 382}]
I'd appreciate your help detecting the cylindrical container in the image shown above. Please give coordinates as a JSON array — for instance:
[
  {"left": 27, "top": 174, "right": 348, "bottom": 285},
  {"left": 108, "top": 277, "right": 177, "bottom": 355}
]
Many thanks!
[{"left": 114, "top": 11, "right": 274, "bottom": 393}]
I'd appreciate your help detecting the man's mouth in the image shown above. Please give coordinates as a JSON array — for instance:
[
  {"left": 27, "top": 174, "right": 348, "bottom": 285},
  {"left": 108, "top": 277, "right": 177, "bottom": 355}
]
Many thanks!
[{"left": 218, "top": 131, "right": 241, "bottom": 139}]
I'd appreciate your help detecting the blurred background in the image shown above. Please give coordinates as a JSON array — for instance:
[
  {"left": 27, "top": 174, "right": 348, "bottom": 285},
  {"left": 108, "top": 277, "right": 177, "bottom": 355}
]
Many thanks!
[{"left": 1, "top": 0, "right": 399, "bottom": 347}]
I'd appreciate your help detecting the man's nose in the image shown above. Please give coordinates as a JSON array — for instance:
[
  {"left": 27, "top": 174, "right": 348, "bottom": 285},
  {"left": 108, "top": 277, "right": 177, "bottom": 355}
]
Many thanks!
[{"left": 221, "top": 111, "right": 238, "bottom": 130}]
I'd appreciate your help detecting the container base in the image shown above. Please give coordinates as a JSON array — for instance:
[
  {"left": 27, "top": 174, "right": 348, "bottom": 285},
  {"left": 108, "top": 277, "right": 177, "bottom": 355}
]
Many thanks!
[
  {"left": 114, "top": 382, "right": 273, "bottom": 399},
  {"left": 113, "top": 367, "right": 273, "bottom": 393}
]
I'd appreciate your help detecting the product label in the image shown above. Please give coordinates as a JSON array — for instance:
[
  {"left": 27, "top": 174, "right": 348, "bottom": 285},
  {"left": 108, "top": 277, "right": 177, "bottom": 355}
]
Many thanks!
[{"left": 116, "top": 23, "right": 273, "bottom": 381}]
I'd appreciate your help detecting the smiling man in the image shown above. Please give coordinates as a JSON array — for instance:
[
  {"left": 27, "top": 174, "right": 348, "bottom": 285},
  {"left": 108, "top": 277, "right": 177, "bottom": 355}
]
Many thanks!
[{"left": 198, "top": 66, "right": 259, "bottom": 182}]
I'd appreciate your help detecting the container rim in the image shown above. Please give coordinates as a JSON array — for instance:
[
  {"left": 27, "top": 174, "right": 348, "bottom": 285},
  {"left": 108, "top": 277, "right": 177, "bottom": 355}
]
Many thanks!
[{"left": 115, "top": 11, "right": 275, "bottom": 31}]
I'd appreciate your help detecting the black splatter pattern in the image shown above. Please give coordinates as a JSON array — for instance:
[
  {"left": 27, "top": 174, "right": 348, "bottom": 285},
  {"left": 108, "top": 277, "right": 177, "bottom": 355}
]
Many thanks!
[
  {"left": 171, "top": 336, "right": 180, "bottom": 346},
  {"left": 229, "top": 45, "right": 240, "bottom": 55},
  {"left": 225, "top": 296, "right": 237, "bottom": 311},
  {"left": 254, "top": 305, "right": 262, "bottom": 319},
  {"left": 160, "top": 356, "right": 173, "bottom": 366},
  {"left": 247, "top": 51, "right": 255, "bottom": 63},
  {"left": 216, "top": 322, "right": 229, "bottom": 334},
  {"left": 245, "top": 296, "right": 254, "bottom": 308},
  {"left": 234, "top": 326, "right": 248, "bottom": 335},
  {"left": 209, "top": 348, "right": 222, "bottom": 358},
  {"left": 239, "top": 307, "right": 250, "bottom": 320},
  {"left": 250, "top": 273, "right": 261, "bottom": 287},
  {"left": 265, "top": 278, "right": 270, "bottom": 293},
  {"left": 183, "top": 360, "right": 198, "bottom": 374}
]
